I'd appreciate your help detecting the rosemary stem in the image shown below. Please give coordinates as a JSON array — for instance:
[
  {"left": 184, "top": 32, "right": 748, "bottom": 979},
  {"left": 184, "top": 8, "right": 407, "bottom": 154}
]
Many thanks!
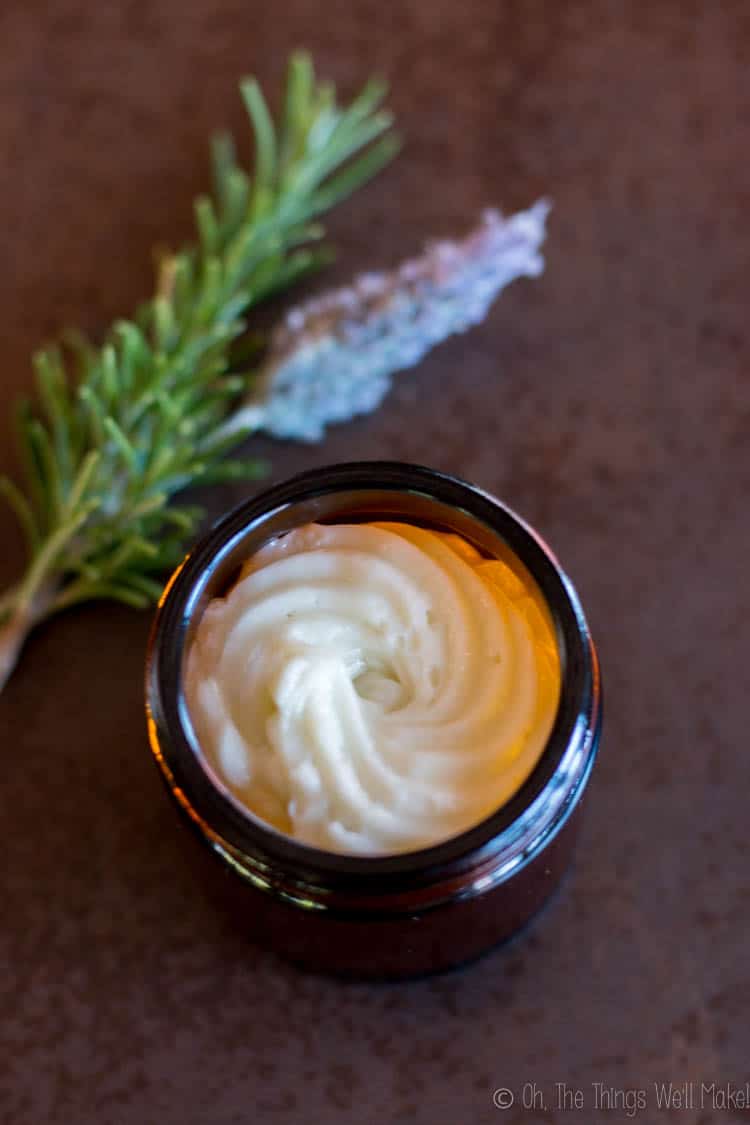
[{"left": 0, "top": 577, "right": 59, "bottom": 693}]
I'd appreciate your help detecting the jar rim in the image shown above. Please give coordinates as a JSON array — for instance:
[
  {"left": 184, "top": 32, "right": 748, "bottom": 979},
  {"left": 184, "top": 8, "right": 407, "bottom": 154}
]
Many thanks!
[{"left": 146, "top": 461, "right": 600, "bottom": 897}]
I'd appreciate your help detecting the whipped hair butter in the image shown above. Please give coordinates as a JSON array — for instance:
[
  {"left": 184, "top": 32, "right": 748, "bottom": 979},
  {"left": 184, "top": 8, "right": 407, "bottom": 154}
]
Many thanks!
[
  {"left": 186, "top": 521, "right": 560, "bottom": 854},
  {"left": 146, "top": 463, "right": 600, "bottom": 976}
]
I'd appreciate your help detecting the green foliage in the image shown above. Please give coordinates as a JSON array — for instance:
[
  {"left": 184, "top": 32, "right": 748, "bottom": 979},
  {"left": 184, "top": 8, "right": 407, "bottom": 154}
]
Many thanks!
[{"left": 0, "top": 53, "right": 398, "bottom": 627}]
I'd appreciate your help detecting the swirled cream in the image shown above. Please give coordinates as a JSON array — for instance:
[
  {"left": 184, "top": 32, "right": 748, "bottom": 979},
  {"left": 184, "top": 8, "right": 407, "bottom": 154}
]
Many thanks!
[{"left": 185, "top": 521, "right": 560, "bottom": 855}]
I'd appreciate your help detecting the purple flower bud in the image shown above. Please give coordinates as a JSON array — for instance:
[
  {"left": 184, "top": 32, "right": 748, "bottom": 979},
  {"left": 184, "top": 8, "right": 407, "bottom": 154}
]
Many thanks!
[{"left": 230, "top": 201, "right": 549, "bottom": 442}]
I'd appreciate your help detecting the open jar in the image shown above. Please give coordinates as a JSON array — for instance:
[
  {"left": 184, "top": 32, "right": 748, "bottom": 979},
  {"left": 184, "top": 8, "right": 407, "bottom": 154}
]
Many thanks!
[{"left": 145, "top": 462, "right": 601, "bottom": 977}]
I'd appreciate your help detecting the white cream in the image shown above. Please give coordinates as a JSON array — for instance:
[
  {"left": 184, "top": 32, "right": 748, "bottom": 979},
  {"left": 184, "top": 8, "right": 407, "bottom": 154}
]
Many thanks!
[{"left": 185, "top": 521, "right": 560, "bottom": 855}]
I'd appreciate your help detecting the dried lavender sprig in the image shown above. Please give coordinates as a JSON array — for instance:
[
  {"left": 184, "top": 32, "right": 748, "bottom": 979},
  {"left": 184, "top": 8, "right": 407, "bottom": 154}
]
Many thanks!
[{"left": 229, "top": 201, "right": 549, "bottom": 442}]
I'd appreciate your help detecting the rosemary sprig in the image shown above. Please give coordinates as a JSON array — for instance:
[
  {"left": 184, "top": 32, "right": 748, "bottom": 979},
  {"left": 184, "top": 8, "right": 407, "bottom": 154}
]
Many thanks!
[{"left": 0, "top": 52, "right": 398, "bottom": 691}]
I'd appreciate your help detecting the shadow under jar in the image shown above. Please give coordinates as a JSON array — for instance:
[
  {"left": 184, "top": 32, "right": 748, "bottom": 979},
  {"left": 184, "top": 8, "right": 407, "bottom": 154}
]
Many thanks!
[{"left": 145, "top": 462, "right": 601, "bottom": 978}]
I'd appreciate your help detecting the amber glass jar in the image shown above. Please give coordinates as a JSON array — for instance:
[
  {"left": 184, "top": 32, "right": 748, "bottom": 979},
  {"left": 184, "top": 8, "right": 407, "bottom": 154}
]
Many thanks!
[{"left": 145, "top": 462, "right": 601, "bottom": 977}]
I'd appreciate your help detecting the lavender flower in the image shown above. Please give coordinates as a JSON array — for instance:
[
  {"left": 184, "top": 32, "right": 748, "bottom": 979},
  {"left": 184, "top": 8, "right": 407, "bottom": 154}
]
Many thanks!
[{"left": 228, "top": 200, "right": 549, "bottom": 442}]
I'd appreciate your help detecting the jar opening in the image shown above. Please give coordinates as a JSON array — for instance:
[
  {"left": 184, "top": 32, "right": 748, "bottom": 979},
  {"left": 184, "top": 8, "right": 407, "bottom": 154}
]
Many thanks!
[{"left": 147, "top": 462, "right": 599, "bottom": 892}]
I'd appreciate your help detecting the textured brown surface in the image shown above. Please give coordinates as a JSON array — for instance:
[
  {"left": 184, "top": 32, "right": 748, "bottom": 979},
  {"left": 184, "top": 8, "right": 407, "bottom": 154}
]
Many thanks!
[{"left": 1, "top": 2, "right": 748, "bottom": 1123}]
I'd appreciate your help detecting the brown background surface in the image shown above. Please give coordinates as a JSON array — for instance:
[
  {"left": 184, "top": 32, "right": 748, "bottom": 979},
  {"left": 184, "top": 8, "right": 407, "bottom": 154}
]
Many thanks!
[{"left": 1, "top": 2, "right": 748, "bottom": 1123}]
